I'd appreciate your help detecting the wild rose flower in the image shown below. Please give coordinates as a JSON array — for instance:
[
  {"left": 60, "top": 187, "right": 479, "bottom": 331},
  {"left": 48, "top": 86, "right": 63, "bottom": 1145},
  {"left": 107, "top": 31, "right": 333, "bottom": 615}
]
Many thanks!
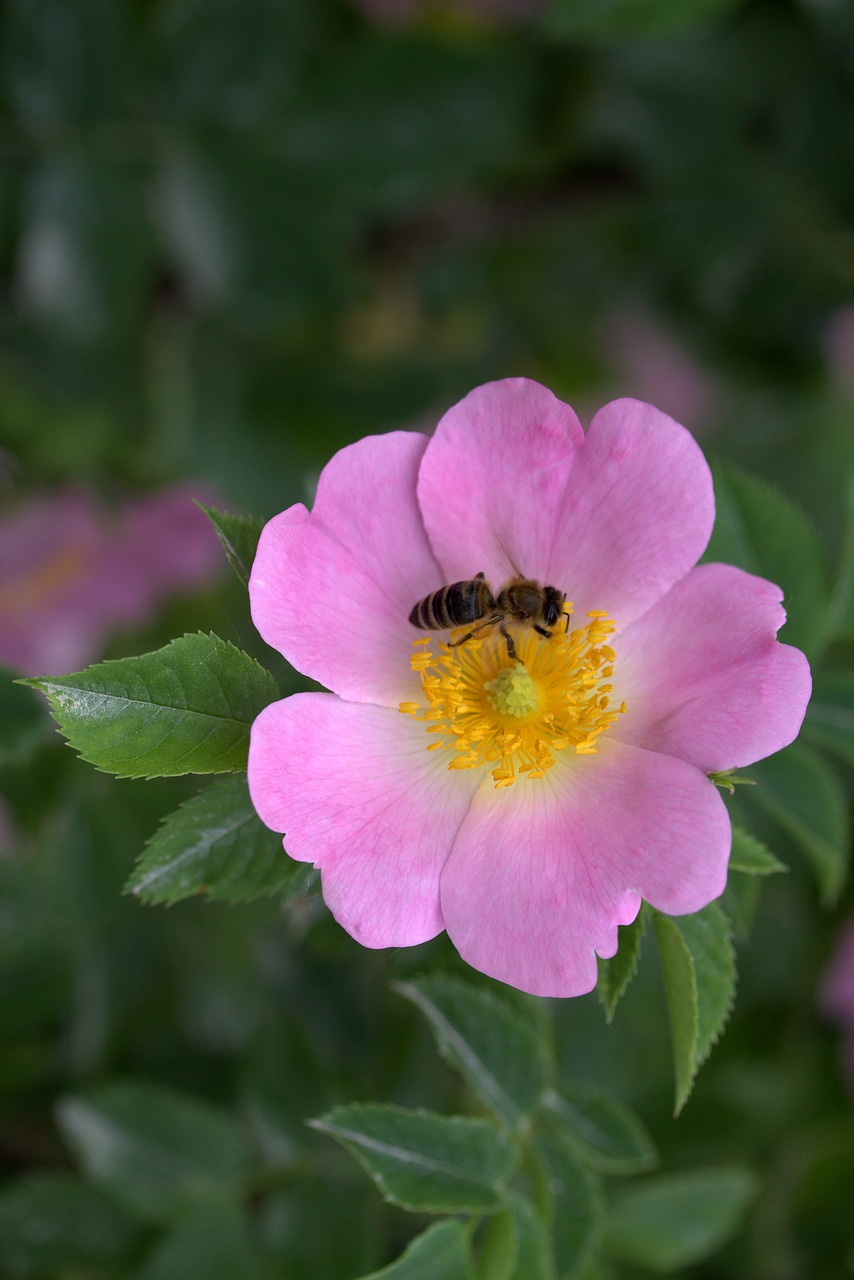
[
  {"left": 820, "top": 918, "right": 854, "bottom": 1094},
  {"left": 0, "top": 485, "right": 222, "bottom": 677},
  {"left": 248, "top": 379, "right": 811, "bottom": 997}
]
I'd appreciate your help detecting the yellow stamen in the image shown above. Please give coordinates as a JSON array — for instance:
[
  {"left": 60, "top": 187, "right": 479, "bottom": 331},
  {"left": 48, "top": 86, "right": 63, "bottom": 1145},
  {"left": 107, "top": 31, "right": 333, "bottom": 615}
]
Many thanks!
[{"left": 400, "top": 612, "right": 626, "bottom": 789}]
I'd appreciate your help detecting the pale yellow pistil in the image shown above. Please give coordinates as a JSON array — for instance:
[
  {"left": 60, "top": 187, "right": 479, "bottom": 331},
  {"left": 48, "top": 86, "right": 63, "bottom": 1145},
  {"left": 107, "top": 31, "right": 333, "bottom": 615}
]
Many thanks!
[{"left": 399, "top": 610, "right": 626, "bottom": 789}]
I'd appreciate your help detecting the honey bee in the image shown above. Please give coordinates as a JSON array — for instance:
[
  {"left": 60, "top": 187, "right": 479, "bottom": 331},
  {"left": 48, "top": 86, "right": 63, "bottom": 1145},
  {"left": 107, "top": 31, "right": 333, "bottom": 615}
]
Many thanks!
[{"left": 409, "top": 571, "right": 568, "bottom": 662}]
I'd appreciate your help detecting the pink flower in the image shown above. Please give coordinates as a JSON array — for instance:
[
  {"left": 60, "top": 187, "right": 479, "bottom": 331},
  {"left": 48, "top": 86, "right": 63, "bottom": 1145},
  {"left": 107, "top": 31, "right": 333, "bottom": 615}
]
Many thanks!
[
  {"left": 247, "top": 379, "right": 811, "bottom": 997},
  {"left": 0, "top": 485, "right": 223, "bottom": 676},
  {"left": 820, "top": 919, "right": 854, "bottom": 1095}
]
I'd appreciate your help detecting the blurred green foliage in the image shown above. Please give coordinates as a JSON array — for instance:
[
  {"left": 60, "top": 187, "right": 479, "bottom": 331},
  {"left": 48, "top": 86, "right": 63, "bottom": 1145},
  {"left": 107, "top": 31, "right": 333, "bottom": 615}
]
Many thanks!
[{"left": 1, "top": 0, "right": 854, "bottom": 1276}]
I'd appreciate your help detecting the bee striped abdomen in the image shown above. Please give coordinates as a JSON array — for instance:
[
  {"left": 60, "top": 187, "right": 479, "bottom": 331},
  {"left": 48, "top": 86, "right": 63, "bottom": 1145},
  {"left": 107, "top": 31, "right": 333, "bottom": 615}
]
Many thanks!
[{"left": 409, "top": 576, "right": 492, "bottom": 631}]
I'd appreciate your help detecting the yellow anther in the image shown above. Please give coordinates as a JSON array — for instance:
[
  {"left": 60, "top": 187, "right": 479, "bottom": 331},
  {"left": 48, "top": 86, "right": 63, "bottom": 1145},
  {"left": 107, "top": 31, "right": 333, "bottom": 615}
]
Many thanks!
[{"left": 401, "top": 606, "right": 625, "bottom": 788}]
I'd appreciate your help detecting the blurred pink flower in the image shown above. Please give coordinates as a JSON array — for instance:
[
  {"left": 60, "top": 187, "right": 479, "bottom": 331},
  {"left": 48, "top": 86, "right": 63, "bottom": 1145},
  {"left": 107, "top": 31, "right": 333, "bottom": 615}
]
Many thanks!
[
  {"left": 602, "top": 308, "right": 721, "bottom": 435},
  {"left": 821, "top": 919, "right": 854, "bottom": 1026},
  {"left": 820, "top": 918, "right": 854, "bottom": 1094},
  {"left": 823, "top": 306, "right": 854, "bottom": 400},
  {"left": 247, "top": 378, "right": 810, "bottom": 997},
  {"left": 0, "top": 485, "right": 223, "bottom": 676}
]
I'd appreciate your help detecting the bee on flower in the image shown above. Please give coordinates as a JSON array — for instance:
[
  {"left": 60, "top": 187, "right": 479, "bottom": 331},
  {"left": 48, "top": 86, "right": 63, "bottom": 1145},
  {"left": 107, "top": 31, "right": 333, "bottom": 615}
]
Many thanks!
[{"left": 247, "top": 379, "right": 810, "bottom": 997}]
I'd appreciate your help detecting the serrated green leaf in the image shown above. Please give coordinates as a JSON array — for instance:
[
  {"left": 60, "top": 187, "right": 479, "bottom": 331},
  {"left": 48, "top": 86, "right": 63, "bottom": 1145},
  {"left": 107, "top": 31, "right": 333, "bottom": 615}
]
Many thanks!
[
  {"left": 395, "top": 977, "right": 552, "bottom": 1131},
  {"left": 604, "top": 1168, "right": 757, "bottom": 1272},
  {"left": 597, "top": 907, "right": 646, "bottom": 1023},
  {"left": 746, "top": 743, "right": 849, "bottom": 905},
  {"left": 535, "top": 1137, "right": 603, "bottom": 1280},
  {"left": 134, "top": 1203, "right": 262, "bottom": 1280},
  {"left": 719, "top": 873, "right": 761, "bottom": 940},
  {"left": 653, "top": 905, "right": 736, "bottom": 1115},
  {"left": 0, "top": 668, "right": 49, "bottom": 765},
  {"left": 56, "top": 1081, "right": 252, "bottom": 1223},
  {"left": 802, "top": 672, "right": 854, "bottom": 769},
  {"left": 197, "top": 503, "right": 265, "bottom": 588},
  {"left": 359, "top": 1220, "right": 474, "bottom": 1280},
  {"left": 0, "top": 1175, "right": 142, "bottom": 1276},
  {"left": 542, "top": 1085, "right": 657, "bottom": 1177},
  {"left": 309, "top": 1105, "right": 517, "bottom": 1215},
  {"left": 126, "top": 775, "right": 300, "bottom": 905},
  {"left": 703, "top": 464, "right": 830, "bottom": 658},
  {"left": 23, "top": 633, "right": 279, "bottom": 779},
  {"left": 728, "top": 826, "right": 787, "bottom": 875}
]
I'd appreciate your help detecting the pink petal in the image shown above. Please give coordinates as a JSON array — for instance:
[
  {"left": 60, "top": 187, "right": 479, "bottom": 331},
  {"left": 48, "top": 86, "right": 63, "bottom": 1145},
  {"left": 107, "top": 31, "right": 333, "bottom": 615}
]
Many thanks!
[
  {"left": 545, "top": 398, "right": 715, "bottom": 625},
  {"left": 248, "top": 693, "right": 480, "bottom": 947},
  {"left": 440, "top": 741, "right": 730, "bottom": 997},
  {"left": 613, "top": 563, "right": 811, "bottom": 771},
  {"left": 250, "top": 432, "right": 442, "bottom": 706},
  {"left": 416, "top": 378, "right": 584, "bottom": 585}
]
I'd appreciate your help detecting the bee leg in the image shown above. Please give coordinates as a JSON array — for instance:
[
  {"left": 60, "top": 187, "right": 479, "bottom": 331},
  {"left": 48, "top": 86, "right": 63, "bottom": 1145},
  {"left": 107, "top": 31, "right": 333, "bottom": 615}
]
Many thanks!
[
  {"left": 499, "top": 624, "right": 518, "bottom": 662},
  {"left": 533, "top": 624, "right": 551, "bottom": 639},
  {"left": 449, "top": 614, "right": 502, "bottom": 648}
]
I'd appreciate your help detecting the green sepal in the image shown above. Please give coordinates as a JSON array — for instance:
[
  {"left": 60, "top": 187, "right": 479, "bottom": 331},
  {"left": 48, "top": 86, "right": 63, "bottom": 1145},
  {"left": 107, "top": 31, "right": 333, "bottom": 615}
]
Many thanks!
[{"left": 709, "top": 770, "right": 756, "bottom": 795}]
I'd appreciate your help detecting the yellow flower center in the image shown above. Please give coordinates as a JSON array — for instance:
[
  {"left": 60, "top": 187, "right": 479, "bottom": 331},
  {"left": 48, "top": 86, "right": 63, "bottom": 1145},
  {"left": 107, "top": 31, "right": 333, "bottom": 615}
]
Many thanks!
[
  {"left": 0, "top": 544, "right": 89, "bottom": 616},
  {"left": 399, "top": 609, "right": 626, "bottom": 789}
]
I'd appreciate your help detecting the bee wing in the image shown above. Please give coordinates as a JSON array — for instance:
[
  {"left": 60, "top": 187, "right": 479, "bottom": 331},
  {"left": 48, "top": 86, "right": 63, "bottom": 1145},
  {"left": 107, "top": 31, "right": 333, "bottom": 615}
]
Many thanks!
[{"left": 491, "top": 528, "right": 524, "bottom": 583}]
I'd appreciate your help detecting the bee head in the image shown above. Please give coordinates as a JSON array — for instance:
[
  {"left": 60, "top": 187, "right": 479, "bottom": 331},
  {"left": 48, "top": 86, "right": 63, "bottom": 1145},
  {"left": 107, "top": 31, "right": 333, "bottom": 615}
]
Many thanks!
[{"left": 543, "top": 587, "right": 565, "bottom": 628}]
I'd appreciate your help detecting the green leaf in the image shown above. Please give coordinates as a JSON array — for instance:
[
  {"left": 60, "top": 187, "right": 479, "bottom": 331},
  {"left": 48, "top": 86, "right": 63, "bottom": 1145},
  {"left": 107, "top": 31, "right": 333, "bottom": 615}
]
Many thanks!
[
  {"left": 803, "top": 671, "right": 854, "bottom": 770},
  {"left": 0, "top": 668, "right": 49, "bottom": 765},
  {"left": 309, "top": 1105, "right": 518, "bottom": 1215},
  {"left": 728, "top": 826, "right": 787, "bottom": 876},
  {"left": 197, "top": 503, "right": 265, "bottom": 588},
  {"left": 535, "top": 1138, "right": 603, "bottom": 1280},
  {"left": 703, "top": 464, "right": 830, "bottom": 658},
  {"left": 653, "top": 905, "right": 736, "bottom": 1115},
  {"left": 358, "top": 1220, "right": 474, "bottom": 1280},
  {"left": 477, "top": 1202, "right": 517, "bottom": 1280},
  {"left": 56, "top": 1081, "right": 252, "bottom": 1223},
  {"left": 544, "top": 0, "right": 741, "bottom": 40},
  {"left": 541, "top": 1085, "right": 658, "bottom": 1177},
  {"left": 395, "top": 976, "right": 552, "bottom": 1131},
  {"left": 504, "top": 1191, "right": 553, "bottom": 1280},
  {"left": 0, "top": 1175, "right": 142, "bottom": 1276},
  {"left": 604, "top": 1168, "right": 757, "bottom": 1272},
  {"left": 126, "top": 775, "right": 301, "bottom": 905},
  {"left": 134, "top": 1203, "right": 262, "bottom": 1280},
  {"left": 597, "top": 907, "right": 646, "bottom": 1023},
  {"left": 746, "top": 743, "right": 849, "bottom": 905},
  {"left": 719, "top": 872, "right": 761, "bottom": 940},
  {"left": 23, "top": 633, "right": 279, "bottom": 779},
  {"left": 478, "top": 1192, "right": 553, "bottom": 1280}
]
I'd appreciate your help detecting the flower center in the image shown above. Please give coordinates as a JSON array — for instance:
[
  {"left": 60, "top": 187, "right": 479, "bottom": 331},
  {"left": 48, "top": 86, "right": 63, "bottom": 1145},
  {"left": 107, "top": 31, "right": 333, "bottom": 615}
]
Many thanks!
[
  {"left": 400, "top": 609, "right": 626, "bottom": 789},
  {"left": 0, "top": 544, "right": 89, "bottom": 616}
]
